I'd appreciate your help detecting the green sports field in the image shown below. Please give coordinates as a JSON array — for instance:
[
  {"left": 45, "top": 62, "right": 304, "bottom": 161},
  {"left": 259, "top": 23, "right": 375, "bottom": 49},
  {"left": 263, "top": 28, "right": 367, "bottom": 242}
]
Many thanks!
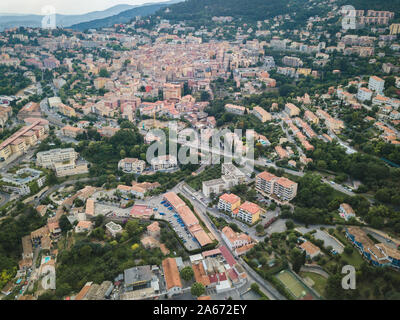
[{"left": 276, "top": 270, "right": 309, "bottom": 299}]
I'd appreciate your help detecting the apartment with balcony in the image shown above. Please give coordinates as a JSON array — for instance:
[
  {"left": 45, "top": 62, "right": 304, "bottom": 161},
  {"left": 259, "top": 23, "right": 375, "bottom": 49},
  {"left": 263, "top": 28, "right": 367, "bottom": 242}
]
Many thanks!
[
  {"left": 218, "top": 193, "right": 241, "bottom": 214},
  {"left": 118, "top": 158, "right": 146, "bottom": 174},
  {"left": 256, "top": 171, "right": 298, "bottom": 201},
  {"left": 236, "top": 201, "right": 262, "bottom": 224}
]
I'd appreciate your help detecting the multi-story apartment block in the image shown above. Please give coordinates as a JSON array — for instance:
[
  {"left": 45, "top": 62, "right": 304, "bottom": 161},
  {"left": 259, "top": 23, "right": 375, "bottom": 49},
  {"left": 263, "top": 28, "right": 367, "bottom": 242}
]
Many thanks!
[
  {"left": 316, "top": 109, "right": 345, "bottom": 133},
  {"left": 218, "top": 193, "right": 241, "bottom": 213},
  {"left": 285, "top": 103, "right": 300, "bottom": 117},
  {"left": 357, "top": 87, "right": 373, "bottom": 102},
  {"left": 252, "top": 106, "right": 272, "bottom": 123},
  {"left": 94, "top": 77, "right": 108, "bottom": 90},
  {"left": 58, "top": 104, "right": 76, "bottom": 118},
  {"left": 225, "top": 104, "right": 245, "bottom": 115},
  {"left": 368, "top": 76, "right": 385, "bottom": 94},
  {"left": 304, "top": 110, "right": 319, "bottom": 125},
  {"left": 282, "top": 56, "right": 303, "bottom": 67},
  {"left": 202, "top": 164, "right": 246, "bottom": 198},
  {"left": 36, "top": 148, "right": 77, "bottom": 168},
  {"left": 390, "top": 23, "right": 400, "bottom": 35},
  {"left": 0, "top": 119, "right": 48, "bottom": 160},
  {"left": 150, "top": 155, "right": 178, "bottom": 171},
  {"left": 256, "top": 171, "right": 298, "bottom": 201},
  {"left": 118, "top": 158, "right": 146, "bottom": 174},
  {"left": 359, "top": 11, "right": 394, "bottom": 25},
  {"left": 236, "top": 201, "right": 262, "bottom": 224},
  {"left": 36, "top": 148, "right": 88, "bottom": 177}
]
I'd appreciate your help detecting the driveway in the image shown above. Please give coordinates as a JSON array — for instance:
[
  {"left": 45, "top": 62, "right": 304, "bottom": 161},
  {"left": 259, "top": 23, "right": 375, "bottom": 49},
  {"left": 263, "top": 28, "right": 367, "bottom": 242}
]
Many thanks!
[{"left": 296, "top": 227, "right": 344, "bottom": 253}]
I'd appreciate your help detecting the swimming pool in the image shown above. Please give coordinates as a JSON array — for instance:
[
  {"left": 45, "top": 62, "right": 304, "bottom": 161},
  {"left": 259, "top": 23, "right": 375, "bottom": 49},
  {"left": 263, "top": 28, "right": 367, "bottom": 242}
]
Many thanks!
[{"left": 43, "top": 256, "right": 51, "bottom": 264}]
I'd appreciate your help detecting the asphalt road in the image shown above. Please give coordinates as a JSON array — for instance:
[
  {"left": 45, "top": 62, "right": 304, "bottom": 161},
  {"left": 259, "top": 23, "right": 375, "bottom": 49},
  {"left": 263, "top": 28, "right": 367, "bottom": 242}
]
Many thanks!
[
  {"left": 32, "top": 177, "right": 93, "bottom": 206},
  {"left": 176, "top": 182, "right": 287, "bottom": 300}
]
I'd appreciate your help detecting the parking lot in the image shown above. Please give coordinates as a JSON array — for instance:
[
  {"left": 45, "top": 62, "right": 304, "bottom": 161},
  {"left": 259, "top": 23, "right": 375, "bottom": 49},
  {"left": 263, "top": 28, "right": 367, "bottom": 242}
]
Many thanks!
[
  {"left": 256, "top": 193, "right": 272, "bottom": 206},
  {"left": 95, "top": 203, "right": 131, "bottom": 218},
  {"left": 296, "top": 227, "right": 344, "bottom": 253},
  {"left": 265, "top": 218, "right": 287, "bottom": 235},
  {"left": 137, "top": 196, "right": 201, "bottom": 251}
]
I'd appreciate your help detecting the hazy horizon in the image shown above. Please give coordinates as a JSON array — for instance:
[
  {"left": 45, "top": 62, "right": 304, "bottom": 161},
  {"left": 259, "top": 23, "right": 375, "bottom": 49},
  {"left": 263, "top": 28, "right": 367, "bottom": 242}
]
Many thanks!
[{"left": 0, "top": 0, "right": 171, "bottom": 15}]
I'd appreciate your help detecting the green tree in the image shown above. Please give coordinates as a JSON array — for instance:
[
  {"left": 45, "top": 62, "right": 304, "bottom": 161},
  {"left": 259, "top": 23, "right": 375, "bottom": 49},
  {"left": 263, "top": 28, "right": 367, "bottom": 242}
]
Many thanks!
[
  {"left": 191, "top": 282, "right": 205, "bottom": 297},
  {"left": 256, "top": 224, "right": 264, "bottom": 234},
  {"left": 59, "top": 215, "right": 72, "bottom": 234},
  {"left": 290, "top": 247, "right": 306, "bottom": 273},
  {"left": 99, "top": 68, "right": 109, "bottom": 78},
  {"left": 180, "top": 266, "right": 194, "bottom": 281}
]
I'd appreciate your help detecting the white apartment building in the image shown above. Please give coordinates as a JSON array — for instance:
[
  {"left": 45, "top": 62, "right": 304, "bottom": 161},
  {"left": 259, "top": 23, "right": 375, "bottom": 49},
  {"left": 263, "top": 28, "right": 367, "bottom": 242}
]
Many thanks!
[
  {"left": 256, "top": 171, "right": 298, "bottom": 201},
  {"left": 357, "top": 87, "right": 373, "bottom": 102},
  {"left": 218, "top": 193, "right": 241, "bottom": 213},
  {"left": 53, "top": 161, "right": 89, "bottom": 177},
  {"left": 150, "top": 155, "right": 178, "bottom": 171},
  {"left": 118, "top": 158, "right": 146, "bottom": 174},
  {"left": 105, "top": 221, "right": 123, "bottom": 238},
  {"left": 202, "top": 164, "right": 246, "bottom": 198},
  {"left": 36, "top": 148, "right": 77, "bottom": 168},
  {"left": 368, "top": 76, "right": 385, "bottom": 94},
  {"left": 36, "top": 148, "right": 88, "bottom": 177}
]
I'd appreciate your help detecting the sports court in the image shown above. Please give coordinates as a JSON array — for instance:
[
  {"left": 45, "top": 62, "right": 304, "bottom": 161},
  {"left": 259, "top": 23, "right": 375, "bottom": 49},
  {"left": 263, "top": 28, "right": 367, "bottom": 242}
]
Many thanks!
[{"left": 275, "top": 270, "right": 310, "bottom": 299}]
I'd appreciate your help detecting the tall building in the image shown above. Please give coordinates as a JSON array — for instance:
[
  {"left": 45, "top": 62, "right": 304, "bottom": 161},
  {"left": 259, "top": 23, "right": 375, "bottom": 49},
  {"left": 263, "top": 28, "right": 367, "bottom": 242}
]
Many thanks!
[
  {"left": 218, "top": 193, "right": 241, "bottom": 213},
  {"left": 256, "top": 171, "right": 298, "bottom": 201},
  {"left": 236, "top": 201, "right": 262, "bottom": 224},
  {"left": 357, "top": 87, "right": 373, "bottom": 102},
  {"left": 282, "top": 56, "right": 303, "bottom": 67},
  {"left": 202, "top": 164, "right": 246, "bottom": 198},
  {"left": 368, "top": 76, "right": 385, "bottom": 94}
]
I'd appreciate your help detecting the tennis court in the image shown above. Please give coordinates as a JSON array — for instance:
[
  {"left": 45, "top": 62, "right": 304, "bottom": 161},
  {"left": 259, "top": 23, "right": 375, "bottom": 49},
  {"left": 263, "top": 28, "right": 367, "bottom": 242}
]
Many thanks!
[{"left": 276, "top": 270, "right": 308, "bottom": 299}]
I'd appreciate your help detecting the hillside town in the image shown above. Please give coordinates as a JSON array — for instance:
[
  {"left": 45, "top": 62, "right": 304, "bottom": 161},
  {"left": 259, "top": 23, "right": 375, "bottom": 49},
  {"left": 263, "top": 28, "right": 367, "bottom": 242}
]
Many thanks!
[{"left": 0, "top": 0, "right": 400, "bottom": 302}]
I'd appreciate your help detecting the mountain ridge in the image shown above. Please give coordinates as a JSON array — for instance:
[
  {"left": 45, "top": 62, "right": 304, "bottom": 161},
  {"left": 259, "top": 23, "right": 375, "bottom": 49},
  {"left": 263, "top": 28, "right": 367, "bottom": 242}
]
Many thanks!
[
  {"left": 0, "top": 4, "right": 137, "bottom": 31},
  {"left": 70, "top": 0, "right": 183, "bottom": 31}
]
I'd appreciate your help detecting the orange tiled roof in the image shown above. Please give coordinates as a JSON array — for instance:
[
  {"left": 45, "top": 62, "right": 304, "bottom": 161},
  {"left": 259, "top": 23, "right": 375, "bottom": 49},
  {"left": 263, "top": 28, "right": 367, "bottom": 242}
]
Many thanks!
[
  {"left": 162, "top": 258, "right": 182, "bottom": 290},
  {"left": 239, "top": 201, "right": 261, "bottom": 215},
  {"left": 219, "top": 193, "right": 240, "bottom": 204}
]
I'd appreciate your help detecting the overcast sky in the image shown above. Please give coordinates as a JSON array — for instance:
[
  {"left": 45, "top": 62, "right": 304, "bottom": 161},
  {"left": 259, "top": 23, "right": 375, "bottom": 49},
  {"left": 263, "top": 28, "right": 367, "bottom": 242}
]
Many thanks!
[{"left": 0, "top": 0, "right": 170, "bottom": 15}]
